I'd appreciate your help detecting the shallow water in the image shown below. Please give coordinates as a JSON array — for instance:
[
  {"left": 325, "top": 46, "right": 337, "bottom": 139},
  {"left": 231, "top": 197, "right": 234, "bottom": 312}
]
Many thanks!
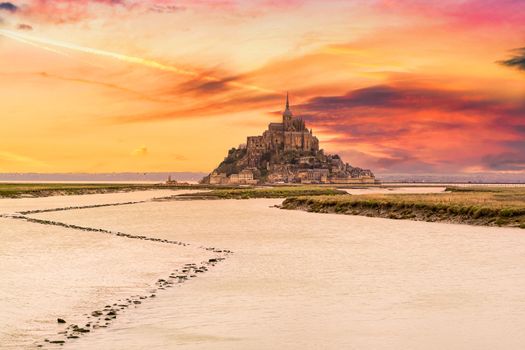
[
  {"left": 344, "top": 186, "right": 446, "bottom": 195},
  {"left": 0, "top": 190, "right": 214, "bottom": 348},
  {"left": 0, "top": 189, "right": 179, "bottom": 215},
  {"left": 22, "top": 197, "right": 525, "bottom": 350}
]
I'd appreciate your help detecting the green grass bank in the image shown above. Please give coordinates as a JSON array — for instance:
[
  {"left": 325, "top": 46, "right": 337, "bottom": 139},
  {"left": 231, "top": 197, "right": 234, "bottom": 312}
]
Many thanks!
[
  {"left": 0, "top": 183, "right": 348, "bottom": 199},
  {"left": 0, "top": 183, "right": 196, "bottom": 198},
  {"left": 168, "top": 186, "right": 347, "bottom": 200},
  {"left": 280, "top": 186, "right": 525, "bottom": 229}
]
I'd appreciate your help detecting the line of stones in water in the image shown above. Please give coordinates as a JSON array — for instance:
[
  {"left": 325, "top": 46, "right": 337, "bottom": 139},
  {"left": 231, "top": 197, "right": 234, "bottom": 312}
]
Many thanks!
[
  {"left": 14, "top": 215, "right": 195, "bottom": 247},
  {"left": 5, "top": 202, "right": 233, "bottom": 348},
  {"left": 37, "top": 257, "right": 228, "bottom": 348},
  {"left": 18, "top": 201, "right": 147, "bottom": 215}
]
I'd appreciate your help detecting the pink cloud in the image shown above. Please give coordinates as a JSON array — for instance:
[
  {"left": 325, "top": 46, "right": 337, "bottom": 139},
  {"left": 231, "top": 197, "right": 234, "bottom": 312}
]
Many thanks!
[
  {"left": 20, "top": 0, "right": 128, "bottom": 24},
  {"left": 16, "top": 0, "right": 313, "bottom": 24},
  {"left": 377, "top": 0, "right": 525, "bottom": 27},
  {"left": 293, "top": 84, "right": 525, "bottom": 173}
]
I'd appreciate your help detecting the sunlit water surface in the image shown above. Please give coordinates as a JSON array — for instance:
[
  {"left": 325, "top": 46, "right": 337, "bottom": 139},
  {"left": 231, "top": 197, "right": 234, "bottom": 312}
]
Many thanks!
[
  {"left": 18, "top": 196, "right": 525, "bottom": 350},
  {"left": 0, "top": 190, "right": 212, "bottom": 348},
  {"left": 344, "top": 186, "right": 446, "bottom": 195}
]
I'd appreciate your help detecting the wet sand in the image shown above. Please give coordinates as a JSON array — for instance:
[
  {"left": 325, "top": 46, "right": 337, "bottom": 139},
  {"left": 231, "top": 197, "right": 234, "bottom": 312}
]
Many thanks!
[
  {"left": 23, "top": 196, "right": 525, "bottom": 350},
  {"left": 0, "top": 190, "right": 229, "bottom": 348},
  {"left": 0, "top": 190, "right": 180, "bottom": 216}
]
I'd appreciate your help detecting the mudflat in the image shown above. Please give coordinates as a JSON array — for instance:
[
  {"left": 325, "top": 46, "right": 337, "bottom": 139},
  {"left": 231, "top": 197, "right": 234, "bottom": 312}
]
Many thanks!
[{"left": 2, "top": 189, "right": 525, "bottom": 349}]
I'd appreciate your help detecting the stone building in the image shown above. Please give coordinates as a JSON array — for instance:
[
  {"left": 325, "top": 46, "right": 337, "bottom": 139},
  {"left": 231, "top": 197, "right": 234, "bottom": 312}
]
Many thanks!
[
  {"left": 229, "top": 169, "right": 258, "bottom": 185},
  {"left": 209, "top": 171, "right": 228, "bottom": 185},
  {"left": 202, "top": 94, "right": 376, "bottom": 185},
  {"left": 246, "top": 93, "right": 319, "bottom": 157}
]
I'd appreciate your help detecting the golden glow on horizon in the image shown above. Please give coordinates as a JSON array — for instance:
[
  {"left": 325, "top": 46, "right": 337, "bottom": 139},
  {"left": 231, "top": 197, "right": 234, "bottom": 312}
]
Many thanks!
[{"left": 0, "top": 1, "right": 523, "bottom": 174}]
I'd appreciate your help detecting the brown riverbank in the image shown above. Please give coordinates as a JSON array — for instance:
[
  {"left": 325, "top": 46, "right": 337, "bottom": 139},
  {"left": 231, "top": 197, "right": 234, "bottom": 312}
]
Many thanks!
[{"left": 280, "top": 187, "right": 525, "bottom": 229}]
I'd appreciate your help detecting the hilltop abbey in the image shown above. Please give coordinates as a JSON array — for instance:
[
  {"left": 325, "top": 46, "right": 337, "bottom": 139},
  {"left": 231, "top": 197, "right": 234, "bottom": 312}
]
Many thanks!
[
  {"left": 202, "top": 94, "right": 375, "bottom": 185},
  {"left": 247, "top": 94, "right": 319, "bottom": 155}
]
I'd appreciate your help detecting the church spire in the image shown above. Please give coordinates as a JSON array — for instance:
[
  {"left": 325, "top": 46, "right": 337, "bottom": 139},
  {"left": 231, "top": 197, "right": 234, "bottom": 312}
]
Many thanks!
[{"left": 283, "top": 92, "right": 293, "bottom": 119}]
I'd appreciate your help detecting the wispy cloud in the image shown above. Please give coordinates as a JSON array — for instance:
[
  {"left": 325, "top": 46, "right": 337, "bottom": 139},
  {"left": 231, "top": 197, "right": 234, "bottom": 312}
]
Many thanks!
[
  {"left": 19, "top": 0, "right": 126, "bottom": 24},
  {"left": 0, "top": 151, "right": 47, "bottom": 168},
  {"left": 376, "top": 0, "right": 525, "bottom": 27},
  {"left": 12, "top": 0, "right": 262, "bottom": 24},
  {"left": 499, "top": 47, "right": 525, "bottom": 72},
  {"left": 0, "top": 29, "right": 276, "bottom": 94},
  {"left": 149, "top": 4, "right": 186, "bottom": 13},
  {"left": 109, "top": 91, "right": 280, "bottom": 123},
  {"left": 37, "top": 72, "right": 171, "bottom": 103},
  {"left": 17, "top": 23, "right": 33, "bottom": 30}
]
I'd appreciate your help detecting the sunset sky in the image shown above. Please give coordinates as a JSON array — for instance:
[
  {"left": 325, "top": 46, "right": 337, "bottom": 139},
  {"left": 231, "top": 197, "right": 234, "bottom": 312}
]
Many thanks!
[{"left": 0, "top": 0, "right": 523, "bottom": 175}]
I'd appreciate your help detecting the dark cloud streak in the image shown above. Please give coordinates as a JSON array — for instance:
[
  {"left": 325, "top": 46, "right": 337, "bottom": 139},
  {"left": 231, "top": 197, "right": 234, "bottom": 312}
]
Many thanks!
[
  {"left": 482, "top": 152, "right": 525, "bottom": 171},
  {"left": 149, "top": 4, "right": 186, "bottom": 13},
  {"left": 109, "top": 91, "right": 281, "bottom": 123},
  {"left": 298, "top": 85, "right": 522, "bottom": 116},
  {"left": 499, "top": 47, "right": 525, "bottom": 72},
  {"left": 17, "top": 23, "right": 33, "bottom": 30},
  {"left": 174, "top": 74, "right": 240, "bottom": 95},
  {"left": 0, "top": 2, "right": 17, "bottom": 12},
  {"left": 292, "top": 85, "right": 525, "bottom": 173}
]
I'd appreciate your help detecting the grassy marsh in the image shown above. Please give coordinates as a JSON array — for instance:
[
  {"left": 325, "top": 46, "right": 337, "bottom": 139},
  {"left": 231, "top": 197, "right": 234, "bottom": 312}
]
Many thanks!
[
  {"left": 0, "top": 183, "right": 347, "bottom": 199},
  {"left": 172, "top": 186, "right": 347, "bottom": 200},
  {"left": 281, "top": 186, "right": 525, "bottom": 228},
  {"left": 0, "top": 183, "right": 164, "bottom": 198}
]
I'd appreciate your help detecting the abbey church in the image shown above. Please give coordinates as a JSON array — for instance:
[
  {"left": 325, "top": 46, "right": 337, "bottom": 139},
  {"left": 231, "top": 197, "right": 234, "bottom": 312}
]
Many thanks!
[
  {"left": 247, "top": 93, "right": 319, "bottom": 156},
  {"left": 202, "top": 95, "right": 376, "bottom": 185}
]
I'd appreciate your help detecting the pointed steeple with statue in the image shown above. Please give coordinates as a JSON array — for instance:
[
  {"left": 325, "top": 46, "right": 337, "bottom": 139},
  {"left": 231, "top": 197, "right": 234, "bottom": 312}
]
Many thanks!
[{"left": 283, "top": 92, "right": 293, "bottom": 126}]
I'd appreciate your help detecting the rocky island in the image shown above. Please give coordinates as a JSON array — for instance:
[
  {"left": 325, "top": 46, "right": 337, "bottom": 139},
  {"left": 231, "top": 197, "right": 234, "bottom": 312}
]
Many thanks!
[{"left": 202, "top": 95, "right": 376, "bottom": 185}]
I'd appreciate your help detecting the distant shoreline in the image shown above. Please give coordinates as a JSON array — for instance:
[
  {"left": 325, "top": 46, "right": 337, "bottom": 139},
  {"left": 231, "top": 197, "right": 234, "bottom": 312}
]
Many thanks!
[
  {"left": 0, "top": 183, "right": 174, "bottom": 199},
  {"left": 0, "top": 172, "right": 207, "bottom": 183}
]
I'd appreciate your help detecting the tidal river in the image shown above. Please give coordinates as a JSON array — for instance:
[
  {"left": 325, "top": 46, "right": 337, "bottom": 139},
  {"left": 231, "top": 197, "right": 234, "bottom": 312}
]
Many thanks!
[{"left": 1, "top": 190, "right": 525, "bottom": 349}]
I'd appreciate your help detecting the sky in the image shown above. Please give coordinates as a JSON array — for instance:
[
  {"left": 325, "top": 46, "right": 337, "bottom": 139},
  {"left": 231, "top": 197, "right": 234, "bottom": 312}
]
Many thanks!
[{"left": 0, "top": 0, "right": 523, "bottom": 176}]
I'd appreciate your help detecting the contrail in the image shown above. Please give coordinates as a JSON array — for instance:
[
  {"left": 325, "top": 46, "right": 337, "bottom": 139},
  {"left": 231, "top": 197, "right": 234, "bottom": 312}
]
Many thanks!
[
  {"left": 0, "top": 30, "right": 71, "bottom": 57},
  {"left": 0, "top": 29, "right": 276, "bottom": 94},
  {"left": 0, "top": 30, "right": 104, "bottom": 69}
]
